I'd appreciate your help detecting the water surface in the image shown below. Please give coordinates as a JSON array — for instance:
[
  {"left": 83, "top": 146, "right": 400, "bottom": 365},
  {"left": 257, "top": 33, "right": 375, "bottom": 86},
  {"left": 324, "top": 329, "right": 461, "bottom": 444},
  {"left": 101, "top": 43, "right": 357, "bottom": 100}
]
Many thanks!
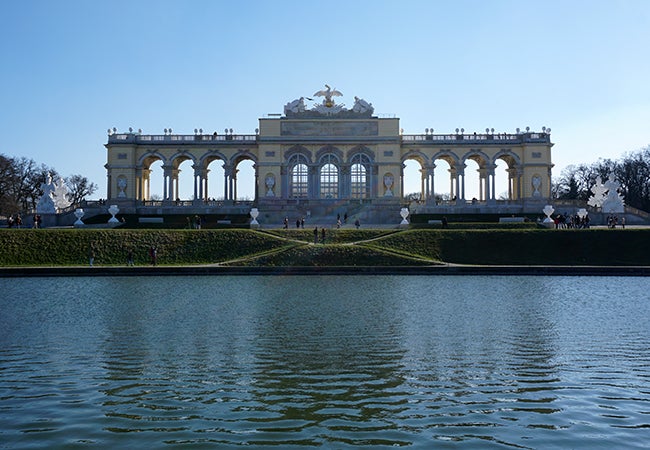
[{"left": 1, "top": 276, "right": 649, "bottom": 449}]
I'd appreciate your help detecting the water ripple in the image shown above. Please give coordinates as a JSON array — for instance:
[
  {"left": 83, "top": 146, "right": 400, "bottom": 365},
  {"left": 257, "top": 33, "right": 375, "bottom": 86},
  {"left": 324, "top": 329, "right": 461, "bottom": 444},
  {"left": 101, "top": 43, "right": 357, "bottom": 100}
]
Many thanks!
[{"left": 1, "top": 276, "right": 650, "bottom": 448}]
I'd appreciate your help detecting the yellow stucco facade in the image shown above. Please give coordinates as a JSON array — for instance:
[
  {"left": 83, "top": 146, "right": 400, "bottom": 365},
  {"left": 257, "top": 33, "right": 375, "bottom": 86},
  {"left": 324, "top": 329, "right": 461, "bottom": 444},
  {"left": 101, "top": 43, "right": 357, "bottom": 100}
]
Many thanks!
[{"left": 104, "top": 90, "right": 553, "bottom": 220}]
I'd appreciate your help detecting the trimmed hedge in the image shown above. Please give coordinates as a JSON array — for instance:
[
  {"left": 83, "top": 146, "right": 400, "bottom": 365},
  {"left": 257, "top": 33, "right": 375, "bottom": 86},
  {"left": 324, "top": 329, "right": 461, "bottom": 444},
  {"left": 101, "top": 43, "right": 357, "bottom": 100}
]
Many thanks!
[
  {"left": 263, "top": 228, "right": 398, "bottom": 244},
  {"left": 1, "top": 228, "right": 649, "bottom": 267},
  {"left": 367, "top": 229, "right": 650, "bottom": 266},
  {"left": 409, "top": 222, "right": 541, "bottom": 230},
  {"left": 0, "top": 229, "right": 291, "bottom": 266}
]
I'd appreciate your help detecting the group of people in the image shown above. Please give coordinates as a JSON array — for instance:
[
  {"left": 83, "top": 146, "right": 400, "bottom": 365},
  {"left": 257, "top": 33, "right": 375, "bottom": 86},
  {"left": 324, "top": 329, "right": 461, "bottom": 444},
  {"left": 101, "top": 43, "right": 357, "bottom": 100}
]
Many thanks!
[
  {"left": 6, "top": 213, "right": 23, "bottom": 228},
  {"left": 606, "top": 214, "right": 625, "bottom": 228},
  {"left": 553, "top": 213, "right": 591, "bottom": 229},
  {"left": 185, "top": 215, "right": 203, "bottom": 229},
  {"left": 313, "top": 226, "right": 326, "bottom": 244},
  {"left": 283, "top": 213, "right": 361, "bottom": 232}
]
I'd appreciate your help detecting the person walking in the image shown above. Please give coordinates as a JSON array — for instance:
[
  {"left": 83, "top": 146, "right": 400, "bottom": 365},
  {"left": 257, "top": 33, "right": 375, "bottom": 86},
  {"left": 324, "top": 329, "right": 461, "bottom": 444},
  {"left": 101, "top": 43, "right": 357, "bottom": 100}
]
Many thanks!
[{"left": 313, "top": 226, "right": 318, "bottom": 244}]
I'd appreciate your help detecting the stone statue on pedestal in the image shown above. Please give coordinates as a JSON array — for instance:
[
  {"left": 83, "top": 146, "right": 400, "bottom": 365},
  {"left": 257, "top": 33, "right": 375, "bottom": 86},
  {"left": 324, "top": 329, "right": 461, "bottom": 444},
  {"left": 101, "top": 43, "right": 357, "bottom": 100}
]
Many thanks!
[{"left": 36, "top": 173, "right": 57, "bottom": 214}]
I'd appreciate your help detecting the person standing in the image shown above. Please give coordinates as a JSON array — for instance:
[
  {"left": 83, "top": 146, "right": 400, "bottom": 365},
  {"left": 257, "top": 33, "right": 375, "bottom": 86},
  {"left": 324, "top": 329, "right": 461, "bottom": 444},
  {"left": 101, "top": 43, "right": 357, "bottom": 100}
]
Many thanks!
[
  {"left": 89, "top": 247, "right": 95, "bottom": 267},
  {"left": 313, "top": 226, "right": 318, "bottom": 244},
  {"left": 149, "top": 246, "right": 157, "bottom": 266},
  {"left": 320, "top": 227, "right": 326, "bottom": 244},
  {"left": 127, "top": 249, "right": 134, "bottom": 266}
]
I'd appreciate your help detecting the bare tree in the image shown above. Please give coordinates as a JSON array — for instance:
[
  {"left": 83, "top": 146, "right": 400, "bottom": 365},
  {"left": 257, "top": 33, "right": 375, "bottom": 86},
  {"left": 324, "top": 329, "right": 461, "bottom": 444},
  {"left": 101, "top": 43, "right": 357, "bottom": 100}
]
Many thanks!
[
  {"left": 613, "top": 146, "right": 650, "bottom": 211},
  {"left": 66, "top": 174, "right": 98, "bottom": 205},
  {"left": 0, "top": 154, "right": 20, "bottom": 215}
]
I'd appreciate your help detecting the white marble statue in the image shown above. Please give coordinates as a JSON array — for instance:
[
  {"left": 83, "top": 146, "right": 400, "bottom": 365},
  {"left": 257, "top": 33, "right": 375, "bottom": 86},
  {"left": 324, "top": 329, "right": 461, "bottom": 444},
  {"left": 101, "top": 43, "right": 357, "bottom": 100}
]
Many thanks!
[
  {"left": 352, "top": 96, "right": 374, "bottom": 115},
  {"left": 284, "top": 97, "right": 306, "bottom": 115},
  {"left": 54, "top": 178, "right": 71, "bottom": 210},
  {"left": 36, "top": 172, "right": 57, "bottom": 214},
  {"left": 587, "top": 176, "right": 607, "bottom": 208},
  {"left": 601, "top": 174, "right": 625, "bottom": 213}
]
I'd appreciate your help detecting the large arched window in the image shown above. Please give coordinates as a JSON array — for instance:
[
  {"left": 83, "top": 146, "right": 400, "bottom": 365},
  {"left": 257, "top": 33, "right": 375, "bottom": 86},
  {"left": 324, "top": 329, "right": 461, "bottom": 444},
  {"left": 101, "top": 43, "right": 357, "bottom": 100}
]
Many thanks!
[
  {"left": 289, "top": 154, "right": 309, "bottom": 198},
  {"left": 350, "top": 153, "right": 371, "bottom": 199},
  {"left": 319, "top": 154, "right": 339, "bottom": 198}
]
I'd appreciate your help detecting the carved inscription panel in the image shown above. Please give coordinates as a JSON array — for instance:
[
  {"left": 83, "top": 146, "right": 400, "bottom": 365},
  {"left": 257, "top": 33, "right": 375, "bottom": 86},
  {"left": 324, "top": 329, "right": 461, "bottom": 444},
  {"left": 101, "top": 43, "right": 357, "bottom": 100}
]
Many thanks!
[{"left": 281, "top": 121, "right": 379, "bottom": 137}]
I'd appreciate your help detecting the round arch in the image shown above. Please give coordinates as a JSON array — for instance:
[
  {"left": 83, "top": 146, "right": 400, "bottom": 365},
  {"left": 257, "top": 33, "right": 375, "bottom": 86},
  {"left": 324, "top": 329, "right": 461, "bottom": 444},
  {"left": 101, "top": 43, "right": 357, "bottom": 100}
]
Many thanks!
[
  {"left": 461, "top": 150, "right": 490, "bottom": 202},
  {"left": 318, "top": 152, "right": 341, "bottom": 199},
  {"left": 316, "top": 145, "right": 343, "bottom": 163},
  {"left": 493, "top": 150, "right": 523, "bottom": 200},
  {"left": 231, "top": 150, "right": 258, "bottom": 201},
  {"left": 347, "top": 145, "right": 375, "bottom": 162},
  {"left": 285, "top": 145, "right": 312, "bottom": 163},
  {"left": 138, "top": 151, "right": 167, "bottom": 169},
  {"left": 431, "top": 151, "right": 461, "bottom": 201}
]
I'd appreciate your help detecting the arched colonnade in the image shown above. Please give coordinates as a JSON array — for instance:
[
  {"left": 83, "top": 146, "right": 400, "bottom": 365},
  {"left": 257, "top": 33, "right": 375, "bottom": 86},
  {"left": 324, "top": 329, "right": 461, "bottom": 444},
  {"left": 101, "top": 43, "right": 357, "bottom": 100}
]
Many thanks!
[
  {"left": 124, "top": 149, "right": 257, "bottom": 203},
  {"left": 401, "top": 148, "right": 524, "bottom": 202}
]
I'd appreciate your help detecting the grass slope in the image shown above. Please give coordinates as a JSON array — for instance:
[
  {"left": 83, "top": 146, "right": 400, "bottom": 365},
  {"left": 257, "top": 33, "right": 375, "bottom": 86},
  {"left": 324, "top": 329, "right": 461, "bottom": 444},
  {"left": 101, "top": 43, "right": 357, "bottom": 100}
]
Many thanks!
[
  {"left": 0, "top": 229, "right": 291, "bottom": 266},
  {"left": 226, "top": 244, "right": 433, "bottom": 267}
]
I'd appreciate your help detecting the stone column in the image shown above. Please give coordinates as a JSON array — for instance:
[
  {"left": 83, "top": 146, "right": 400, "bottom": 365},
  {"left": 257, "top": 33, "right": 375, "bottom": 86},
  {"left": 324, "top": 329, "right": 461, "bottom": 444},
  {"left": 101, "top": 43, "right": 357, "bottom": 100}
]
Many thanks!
[
  {"left": 309, "top": 165, "right": 318, "bottom": 199},
  {"left": 223, "top": 164, "right": 233, "bottom": 201},
  {"left": 135, "top": 168, "right": 143, "bottom": 201},
  {"left": 488, "top": 165, "right": 496, "bottom": 203},
  {"left": 449, "top": 168, "right": 457, "bottom": 202},
  {"left": 163, "top": 166, "right": 173, "bottom": 201},
  {"left": 458, "top": 165, "right": 466, "bottom": 202},
  {"left": 203, "top": 172, "right": 209, "bottom": 202},
  {"left": 340, "top": 164, "right": 350, "bottom": 199},
  {"left": 193, "top": 166, "right": 200, "bottom": 201},
  {"left": 281, "top": 165, "right": 288, "bottom": 199},
  {"left": 253, "top": 163, "right": 259, "bottom": 202},
  {"left": 371, "top": 165, "right": 379, "bottom": 198},
  {"left": 507, "top": 168, "right": 515, "bottom": 200},
  {"left": 231, "top": 169, "right": 239, "bottom": 201},
  {"left": 430, "top": 165, "right": 436, "bottom": 201},
  {"left": 419, "top": 167, "right": 426, "bottom": 199}
]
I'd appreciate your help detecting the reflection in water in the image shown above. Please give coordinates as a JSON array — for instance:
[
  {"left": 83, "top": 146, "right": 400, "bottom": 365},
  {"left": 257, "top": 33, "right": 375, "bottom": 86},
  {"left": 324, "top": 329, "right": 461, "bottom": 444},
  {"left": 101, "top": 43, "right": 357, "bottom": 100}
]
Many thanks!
[
  {"left": 250, "top": 277, "right": 409, "bottom": 446},
  {"left": 1, "top": 276, "right": 650, "bottom": 448}
]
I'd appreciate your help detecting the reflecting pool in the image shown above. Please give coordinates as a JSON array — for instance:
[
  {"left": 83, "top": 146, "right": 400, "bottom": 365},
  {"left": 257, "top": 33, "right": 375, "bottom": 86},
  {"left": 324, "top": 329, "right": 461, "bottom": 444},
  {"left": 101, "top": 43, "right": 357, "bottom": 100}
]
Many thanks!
[{"left": 1, "top": 276, "right": 649, "bottom": 449}]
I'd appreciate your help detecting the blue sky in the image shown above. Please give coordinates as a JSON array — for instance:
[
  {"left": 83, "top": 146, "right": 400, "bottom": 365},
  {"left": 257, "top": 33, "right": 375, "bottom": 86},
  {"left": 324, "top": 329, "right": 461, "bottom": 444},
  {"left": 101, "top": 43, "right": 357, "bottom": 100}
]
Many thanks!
[{"left": 1, "top": 0, "right": 649, "bottom": 200}]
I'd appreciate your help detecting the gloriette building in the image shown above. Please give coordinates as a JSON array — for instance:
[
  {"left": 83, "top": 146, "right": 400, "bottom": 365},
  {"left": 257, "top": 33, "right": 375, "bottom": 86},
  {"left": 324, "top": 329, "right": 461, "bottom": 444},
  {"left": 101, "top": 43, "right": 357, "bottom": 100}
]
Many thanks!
[{"left": 104, "top": 86, "right": 553, "bottom": 223}]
